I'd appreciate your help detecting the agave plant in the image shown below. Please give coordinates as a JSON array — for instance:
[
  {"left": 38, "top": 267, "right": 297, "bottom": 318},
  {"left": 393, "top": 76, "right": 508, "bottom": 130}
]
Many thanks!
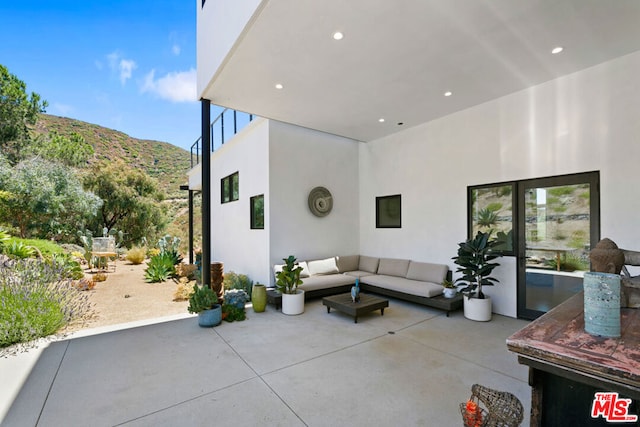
[
  {"left": 144, "top": 252, "right": 177, "bottom": 283},
  {"left": 452, "top": 231, "right": 502, "bottom": 299},
  {"left": 4, "top": 241, "right": 36, "bottom": 259}
]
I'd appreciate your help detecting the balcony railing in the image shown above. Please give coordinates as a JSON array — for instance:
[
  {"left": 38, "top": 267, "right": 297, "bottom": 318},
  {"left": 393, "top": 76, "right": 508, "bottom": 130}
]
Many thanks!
[{"left": 190, "top": 108, "right": 254, "bottom": 168}]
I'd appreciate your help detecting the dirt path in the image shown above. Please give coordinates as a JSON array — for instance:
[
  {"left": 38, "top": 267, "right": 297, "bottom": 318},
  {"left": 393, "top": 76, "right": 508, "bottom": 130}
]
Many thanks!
[{"left": 66, "top": 261, "right": 190, "bottom": 332}]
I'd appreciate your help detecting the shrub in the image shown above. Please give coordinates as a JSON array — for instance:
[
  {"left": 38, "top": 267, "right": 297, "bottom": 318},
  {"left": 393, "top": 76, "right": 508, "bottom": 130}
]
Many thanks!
[
  {"left": 223, "top": 271, "right": 254, "bottom": 298},
  {"left": 71, "top": 278, "right": 96, "bottom": 291},
  {"left": 173, "top": 277, "right": 192, "bottom": 301},
  {"left": 126, "top": 246, "right": 146, "bottom": 265},
  {"left": 0, "top": 258, "right": 94, "bottom": 349},
  {"left": 0, "top": 227, "right": 9, "bottom": 251},
  {"left": 187, "top": 284, "right": 218, "bottom": 314},
  {"left": 544, "top": 252, "right": 589, "bottom": 272},
  {"left": 224, "top": 289, "right": 249, "bottom": 309},
  {"left": 176, "top": 263, "right": 197, "bottom": 279},
  {"left": 3, "top": 241, "right": 36, "bottom": 259},
  {"left": 222, "top": 304, "right": 246, "bottom": 322},
  {"left": 93, "top": 272, "right": 108, "bottom": 282},
  {"left": 12, "top": 238, "right": 64, "bottom": 258},
  {"left": 46, "top": 253, "right": 84, "bottom": 280}
]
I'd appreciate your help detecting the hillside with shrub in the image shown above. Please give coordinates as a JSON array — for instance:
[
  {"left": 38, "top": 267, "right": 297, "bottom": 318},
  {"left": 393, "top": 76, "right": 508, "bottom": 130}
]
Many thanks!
[
  {"left": 33, "top": 114, "right": 201, "bottom": 253},
  {"left": 34, "top": 114, "right": 191, "bottom": 199}
]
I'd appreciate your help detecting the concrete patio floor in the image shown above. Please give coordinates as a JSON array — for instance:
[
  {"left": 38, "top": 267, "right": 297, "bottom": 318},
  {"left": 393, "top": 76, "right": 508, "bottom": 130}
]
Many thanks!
[{"left": 1, "top": 297, "right": 531, "bottom": 426}]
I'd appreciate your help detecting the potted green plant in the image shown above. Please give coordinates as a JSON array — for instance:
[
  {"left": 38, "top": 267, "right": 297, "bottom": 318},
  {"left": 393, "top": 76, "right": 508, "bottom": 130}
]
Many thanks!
[
  {"left": 188, "top": 284, "right": 222, "bottom": 327},
  {"left": 441, "top": 279, "right": 457, "bottom": 299},
  {"left": 452, "top": 231, "right": 502, "bottom": 321},
  {"left": 276, "top": 255, "right": 305, "bottom": 315}
]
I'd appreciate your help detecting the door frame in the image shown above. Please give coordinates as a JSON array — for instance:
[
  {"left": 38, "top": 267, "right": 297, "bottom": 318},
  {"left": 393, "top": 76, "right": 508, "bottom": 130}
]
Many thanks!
[{"left": 516, "top": 171, "right": 600, "bottom": 320}]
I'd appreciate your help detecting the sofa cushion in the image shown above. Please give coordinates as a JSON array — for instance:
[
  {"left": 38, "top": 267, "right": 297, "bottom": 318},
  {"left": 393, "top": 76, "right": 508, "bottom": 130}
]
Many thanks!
[
  {"left": 361, "top": 274, "right": 444, "bottom": 298},
  {"left": 343, "top": 270, "right": 374, "bottom": 279},
  {"left": 299, "top": 274, "right": 355, "bottom": 291},
  {"left": 307, "top": 257, "right": 339, "bottom": 276},
  {"left": 377, "top": 258, "right": 410, "bottom": 277},
  {"left": 406, "top": 261, "right": 448, "bottom": 283},
  {"left": 336, "top": 255, "right": 360, "bottom": 273},
  {"left": 359, "top": 255, "right": 380, "bottom": 273},
  {"left": 273, "top": 261, "right": 310, "bottom": 278}
]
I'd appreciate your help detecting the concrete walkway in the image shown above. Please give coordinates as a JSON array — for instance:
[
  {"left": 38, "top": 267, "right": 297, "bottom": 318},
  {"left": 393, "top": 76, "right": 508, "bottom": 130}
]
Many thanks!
[{"left": 1, "top": 298, "right": 531, "bottom": 426}]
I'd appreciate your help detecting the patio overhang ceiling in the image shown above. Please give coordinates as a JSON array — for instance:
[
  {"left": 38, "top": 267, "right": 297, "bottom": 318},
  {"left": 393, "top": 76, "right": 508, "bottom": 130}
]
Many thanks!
[{"left": 201, "top": 0, "right": 640, "bottom": 142}]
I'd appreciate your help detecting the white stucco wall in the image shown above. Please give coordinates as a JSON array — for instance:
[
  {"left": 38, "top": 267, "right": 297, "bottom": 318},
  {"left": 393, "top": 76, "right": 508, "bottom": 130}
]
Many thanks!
[
  {"left": 268, "top": 121, "right": 360, "bottom": 284},
  {"left": 196, "top": 0, "right": 263, "bottom": 97},
  {"left": 210, "top": 118, "right": 270, "bottom": 285},
  {"left": 359, "top": 50, "right": 640, "bottom": 317}
]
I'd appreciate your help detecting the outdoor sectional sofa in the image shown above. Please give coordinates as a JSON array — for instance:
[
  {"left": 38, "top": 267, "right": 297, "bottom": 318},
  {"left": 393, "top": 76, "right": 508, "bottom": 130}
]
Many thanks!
[{"left": 273, "top": 255, "right": 454, "bottom": 313}]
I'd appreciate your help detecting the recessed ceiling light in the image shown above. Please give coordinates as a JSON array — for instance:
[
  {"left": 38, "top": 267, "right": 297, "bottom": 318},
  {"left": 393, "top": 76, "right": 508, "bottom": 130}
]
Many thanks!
[
  {"left": 333, "top": 32, "right": 344, "bottom": 40},
  {"left": 378, "top": 118, "right": 385, "bottom": 123},
  {"left": 444, "top": 91, "right": 453, "bottom": 97},
  {"left": 551, "top": 46, "right": 564, "bottom": 54},
  {"left": 275, "top": 83, "right": 284, "bottom": 89}
]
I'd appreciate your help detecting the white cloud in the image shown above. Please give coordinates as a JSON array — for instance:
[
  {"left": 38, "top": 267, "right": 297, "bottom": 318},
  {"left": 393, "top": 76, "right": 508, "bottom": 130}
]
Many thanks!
[
  {"left": 119, "top": 59, "right": 137, "bottom": 85},
  {"left": 141, "top": 68, "right": 197, "bottom": 102},
  {"left": 169, "top": 31, "right": 182, "bottom": 56},
  {"left": 106, "top": 51, "right": 137, "bottom": 85}
]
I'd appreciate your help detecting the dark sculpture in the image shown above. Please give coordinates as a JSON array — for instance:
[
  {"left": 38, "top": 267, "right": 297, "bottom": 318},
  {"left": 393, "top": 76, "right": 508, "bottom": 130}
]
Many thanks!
[{"left": 590, "top": 238, "right": 640, "bottom": 308}]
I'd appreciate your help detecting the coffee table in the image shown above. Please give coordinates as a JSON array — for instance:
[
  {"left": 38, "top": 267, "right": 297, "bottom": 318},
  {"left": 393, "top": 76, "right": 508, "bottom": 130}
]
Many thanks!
[{"left": 322, "top": 293, "right": 389, "bottom": 323}]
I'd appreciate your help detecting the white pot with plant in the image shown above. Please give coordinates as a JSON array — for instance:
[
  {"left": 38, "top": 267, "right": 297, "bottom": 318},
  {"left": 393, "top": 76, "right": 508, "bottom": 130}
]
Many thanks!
[
  {"left": 452, "top": 231, "right": 502, "bottom": 322},
  {"left": 276, "top": 255, "right": 305, "bottom": 315},
  {"left": 441, "top": 279, "right": 457, "bottom": 299}
]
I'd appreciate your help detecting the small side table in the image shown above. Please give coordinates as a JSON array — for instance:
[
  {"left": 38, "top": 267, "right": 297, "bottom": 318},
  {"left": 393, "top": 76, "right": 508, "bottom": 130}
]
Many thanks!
[{"left": 266, "top": 288, "right": 282, "bottom": 310}]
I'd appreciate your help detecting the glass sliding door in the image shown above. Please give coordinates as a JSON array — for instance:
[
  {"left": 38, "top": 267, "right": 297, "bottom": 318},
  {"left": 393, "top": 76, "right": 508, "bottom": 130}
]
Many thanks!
[{"left": 517, "top": 172, "right": 600, "bottom": 320}]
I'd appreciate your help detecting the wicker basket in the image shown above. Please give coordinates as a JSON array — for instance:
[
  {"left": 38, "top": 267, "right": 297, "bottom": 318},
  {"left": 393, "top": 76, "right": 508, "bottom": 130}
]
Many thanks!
[{"left": 460, "top": 384, "right": 524, "bottom": 427}]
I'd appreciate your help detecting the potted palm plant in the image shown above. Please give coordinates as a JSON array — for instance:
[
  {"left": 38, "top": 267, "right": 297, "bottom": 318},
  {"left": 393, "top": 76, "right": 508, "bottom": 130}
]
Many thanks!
[
  {"left": 188, "top": 284, "right": 222, "bottom": 327},
  {"left": 452, "top": 231, "right": 502, "bottom": 321},
  {"left": 276, "top": 255, "right": 305, "bottom": 315}
]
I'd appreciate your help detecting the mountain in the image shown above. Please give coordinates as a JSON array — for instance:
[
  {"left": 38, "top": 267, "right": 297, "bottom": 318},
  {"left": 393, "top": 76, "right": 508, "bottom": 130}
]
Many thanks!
[
  {"left": 34, "top": 114, "right": 191, "bottom": 199},
  {"left": 33, "top": 114, "right": 201, "bottom": 253}
]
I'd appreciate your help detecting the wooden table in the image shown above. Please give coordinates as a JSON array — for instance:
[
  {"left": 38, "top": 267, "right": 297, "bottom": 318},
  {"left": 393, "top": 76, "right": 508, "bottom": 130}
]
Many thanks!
[
  {"left": 322, "top": 293, "right": 388, "bottom": 323},
  {"left": 507, "top": 292, "right": 640, "bottom": 426}
]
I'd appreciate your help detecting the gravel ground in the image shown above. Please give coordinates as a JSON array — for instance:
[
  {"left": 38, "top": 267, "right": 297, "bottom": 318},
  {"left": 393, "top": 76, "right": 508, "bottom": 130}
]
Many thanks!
[{"left": 65, "top": 261, "right": 190, "bottom": 333}]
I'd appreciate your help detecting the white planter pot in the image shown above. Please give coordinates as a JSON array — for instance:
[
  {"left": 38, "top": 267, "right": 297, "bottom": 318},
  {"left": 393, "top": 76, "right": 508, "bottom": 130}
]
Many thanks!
[
  {"left": 463, "top": 296, "right": 492, "bottom": 321},
  {"left": 443, "top": 288, "right": 457, "bottom": 299},
  {"left": 282, "top": 289, "right": 305, "bottom": 315}
]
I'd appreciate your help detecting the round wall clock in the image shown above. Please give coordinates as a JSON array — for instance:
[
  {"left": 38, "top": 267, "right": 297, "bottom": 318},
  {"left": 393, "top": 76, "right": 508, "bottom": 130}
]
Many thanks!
[{"left": 308, "top": 186, "right": 333, "bottom": 217}]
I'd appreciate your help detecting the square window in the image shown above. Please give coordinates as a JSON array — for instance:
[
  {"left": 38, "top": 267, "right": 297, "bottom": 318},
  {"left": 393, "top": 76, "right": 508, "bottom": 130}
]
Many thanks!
[
  {"left": 250, "top": 194, "right": 264, "bottom": 229},
  {"left": 376, "top": 195, "right": 401, "bottom": 228}
]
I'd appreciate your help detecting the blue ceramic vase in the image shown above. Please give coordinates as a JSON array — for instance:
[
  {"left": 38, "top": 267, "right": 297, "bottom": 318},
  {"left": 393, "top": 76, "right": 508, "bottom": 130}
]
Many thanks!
[{"left": 351, "top": 278, "right": 360, "bottom": 302}]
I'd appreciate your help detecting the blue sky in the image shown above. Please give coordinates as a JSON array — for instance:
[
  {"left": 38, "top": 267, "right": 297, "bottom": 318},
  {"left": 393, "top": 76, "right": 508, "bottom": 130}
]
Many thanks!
[{"left": 0, "top": 0, "right": 201, "bottom": 151}]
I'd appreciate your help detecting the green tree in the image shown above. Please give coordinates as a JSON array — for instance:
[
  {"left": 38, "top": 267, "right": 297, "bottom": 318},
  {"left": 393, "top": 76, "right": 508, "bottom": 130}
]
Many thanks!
[
  {"left": 28, "top": 131, "right": 94, "bottom": 167},
  {"left": 0, "top": 155, "right": 102, "bottom": 240},
  {"left": 0, "top": 64, "right": 48, "bottom": 165},
  {"left": 83, "top": 160, "right": 167, "bottom": 247}
]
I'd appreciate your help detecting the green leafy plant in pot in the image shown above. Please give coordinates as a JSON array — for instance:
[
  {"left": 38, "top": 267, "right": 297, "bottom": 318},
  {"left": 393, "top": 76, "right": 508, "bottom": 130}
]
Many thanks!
[
  {"left": 276, "top": 255, "right": 305, "bottom": 315},
  {"left": 276, "top": 255, "right": 303, "bottom": 294},
  {"left": 188, "top": 284, "right": 222, "bottom": 327},
  {"left": 452, "top": 231, "right": 502, "bottom": 321}
]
